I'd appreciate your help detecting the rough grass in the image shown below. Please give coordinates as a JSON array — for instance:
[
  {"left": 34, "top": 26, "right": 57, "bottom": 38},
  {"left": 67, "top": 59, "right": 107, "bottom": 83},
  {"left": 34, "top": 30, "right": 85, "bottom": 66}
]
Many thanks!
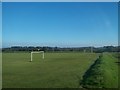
[
  {"left": 0, "top": 52, "right": 2, "bottom": 89},
  {"left": 102, "top": 53, "right": 118, "bottom": 88},
  {"left": 2, "top": 52, "right": 99, "bottom": 88},
  {"left": 81, "top": 53, "right": 118, "bottom": 88}
]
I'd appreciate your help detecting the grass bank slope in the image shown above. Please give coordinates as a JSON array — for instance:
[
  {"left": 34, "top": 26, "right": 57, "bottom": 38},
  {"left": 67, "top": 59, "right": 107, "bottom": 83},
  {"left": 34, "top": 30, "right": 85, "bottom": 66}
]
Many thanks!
[{"left": 81, "top": 53, "right": 118, "bottom": 88}]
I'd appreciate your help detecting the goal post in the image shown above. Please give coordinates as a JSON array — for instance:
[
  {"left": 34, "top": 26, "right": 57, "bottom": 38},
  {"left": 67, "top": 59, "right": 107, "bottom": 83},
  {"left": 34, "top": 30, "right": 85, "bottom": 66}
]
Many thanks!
[{"left": 30, "top": 51, "right": 44, "bottom": 62}]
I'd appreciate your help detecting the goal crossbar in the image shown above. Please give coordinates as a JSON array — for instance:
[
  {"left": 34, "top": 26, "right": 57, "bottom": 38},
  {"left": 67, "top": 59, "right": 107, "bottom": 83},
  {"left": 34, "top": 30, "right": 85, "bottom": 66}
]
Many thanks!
[{"left": 30, "top": 51, "right": 44, "bottom": 62}]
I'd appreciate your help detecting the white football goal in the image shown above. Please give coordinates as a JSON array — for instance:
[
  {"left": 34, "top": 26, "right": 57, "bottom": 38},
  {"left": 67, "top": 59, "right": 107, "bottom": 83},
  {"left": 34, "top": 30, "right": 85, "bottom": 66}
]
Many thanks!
[{"left": 30, "top": 51, "right": 44, "bottom": 62}]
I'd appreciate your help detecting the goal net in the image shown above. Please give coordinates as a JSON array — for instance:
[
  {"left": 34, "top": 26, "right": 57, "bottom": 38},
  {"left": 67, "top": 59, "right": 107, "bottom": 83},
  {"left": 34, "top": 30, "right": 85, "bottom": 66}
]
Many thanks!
[{"left": 30, "top": 51, "right": 44, "bottom": 62}]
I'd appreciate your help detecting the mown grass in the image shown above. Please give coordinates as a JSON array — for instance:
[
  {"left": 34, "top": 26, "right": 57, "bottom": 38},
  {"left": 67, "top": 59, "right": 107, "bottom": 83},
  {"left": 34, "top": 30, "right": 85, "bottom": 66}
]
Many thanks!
[
  {"left": 81, "top": 53, "right": 118, "bottom": 88},
  {"left": 2, "top": 52, "right": 99, "bottom": 88}
]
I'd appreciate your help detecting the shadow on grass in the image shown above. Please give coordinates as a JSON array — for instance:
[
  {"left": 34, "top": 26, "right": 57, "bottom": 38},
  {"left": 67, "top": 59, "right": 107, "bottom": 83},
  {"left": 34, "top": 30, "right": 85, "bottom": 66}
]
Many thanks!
[{"left": 115, "top": 62, "right": 120, "bottom": 65}]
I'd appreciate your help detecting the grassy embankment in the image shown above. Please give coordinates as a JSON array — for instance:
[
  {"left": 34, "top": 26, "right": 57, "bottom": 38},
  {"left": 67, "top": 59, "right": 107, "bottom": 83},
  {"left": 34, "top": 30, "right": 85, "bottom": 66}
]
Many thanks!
[{"left": 81, "top": 53, "right": 118, "bottom": 88}]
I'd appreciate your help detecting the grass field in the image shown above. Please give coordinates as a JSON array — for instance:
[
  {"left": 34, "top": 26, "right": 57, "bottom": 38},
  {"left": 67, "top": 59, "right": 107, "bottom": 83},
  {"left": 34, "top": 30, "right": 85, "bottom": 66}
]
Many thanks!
[
  {"left": 2, "top": 52, "right": 119, "bottom": 88},
  {"left": 2, "top": 52, "right": 99, "bottom": 88}
]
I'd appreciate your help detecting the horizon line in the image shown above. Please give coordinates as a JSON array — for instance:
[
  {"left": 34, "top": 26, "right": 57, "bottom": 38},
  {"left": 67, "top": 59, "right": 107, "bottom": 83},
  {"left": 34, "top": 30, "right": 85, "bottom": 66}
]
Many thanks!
[{"left": 2, "top": 45, "right": 119, "bottom": 48}]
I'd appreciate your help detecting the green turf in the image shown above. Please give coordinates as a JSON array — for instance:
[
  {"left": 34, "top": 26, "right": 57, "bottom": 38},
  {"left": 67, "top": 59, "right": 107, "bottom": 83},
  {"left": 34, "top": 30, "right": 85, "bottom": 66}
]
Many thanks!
[
  {"left": 101, "top": 53, "right": 118, "bottom": 88},
  {"left": 3, "top": 52, "right": 99, "bottom": 88},
  {"left": 81, "top": 53, "right": 118, "bottom": 88}
]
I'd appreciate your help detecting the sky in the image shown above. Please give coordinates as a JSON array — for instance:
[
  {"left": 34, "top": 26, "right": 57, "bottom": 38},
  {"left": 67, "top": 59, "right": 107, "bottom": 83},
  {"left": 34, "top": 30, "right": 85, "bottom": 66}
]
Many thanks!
[
  {"left": 2, "top": 2, "right": 118, "bottom": 47},
  {"left": 0, "top": 2, "right": 2, "bottom": 48}
]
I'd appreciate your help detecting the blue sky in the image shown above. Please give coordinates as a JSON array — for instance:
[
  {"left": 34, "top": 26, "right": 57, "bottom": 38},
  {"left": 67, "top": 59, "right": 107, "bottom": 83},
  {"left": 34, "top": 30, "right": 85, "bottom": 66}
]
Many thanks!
[
  {"left": 0, "top": 2, "right": 2, "bottom": 48},
  {"left": 2, "top": 2, "right": 118, "bottom": 47}
]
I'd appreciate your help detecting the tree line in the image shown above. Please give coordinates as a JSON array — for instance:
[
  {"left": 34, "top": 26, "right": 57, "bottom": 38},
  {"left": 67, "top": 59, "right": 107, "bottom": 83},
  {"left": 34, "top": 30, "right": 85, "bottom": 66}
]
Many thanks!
[{"left": 2, "top": 46, "right": 120, "bottom": 53}]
